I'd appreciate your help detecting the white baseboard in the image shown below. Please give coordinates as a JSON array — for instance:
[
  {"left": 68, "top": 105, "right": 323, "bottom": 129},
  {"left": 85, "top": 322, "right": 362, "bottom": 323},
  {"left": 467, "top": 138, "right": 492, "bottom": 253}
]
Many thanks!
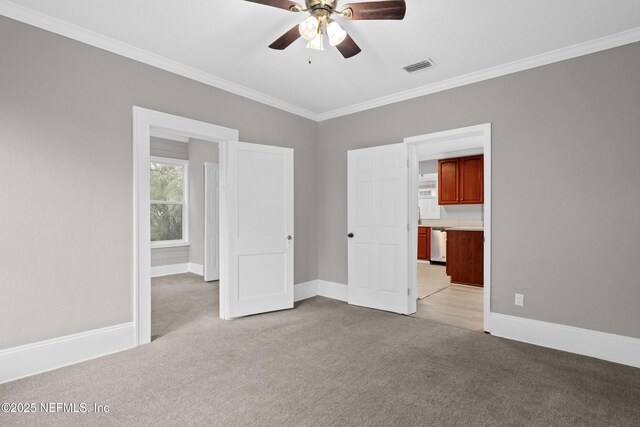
[
  {"left": 294, "top": 280, "right": 319, "bottom": 302},
  {"left": 293, "top": 280, "right": 348, "bottom": 302},
  {"left": 150, "top": 262, "right": 203, "bottom": 277},
  {"left": 4, "top": 299, "right": 635, "bottom": 386},
  {"left": 150, "top": 263, "right": 189, "bottom": 277},
  {"left": 188, "top": 263, "right": 203, "bottom": 276},
  {"left": 294, "top": 284, "right": 640, "bottom": 368},
  {"left": 490, "top": 313, "right": 640, "bottom": 369},
  {"left": 318, "top": 280, "right": 348, "bottom": 302},
  {"left": 0, "top": 323, "right": 135, "bottom": 384}
]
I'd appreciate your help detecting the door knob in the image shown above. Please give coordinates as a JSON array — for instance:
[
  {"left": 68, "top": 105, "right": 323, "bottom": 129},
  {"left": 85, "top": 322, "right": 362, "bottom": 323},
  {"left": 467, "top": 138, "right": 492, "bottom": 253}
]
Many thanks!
[
  {"left": 287, "top": 235, "right": 292, "bottom": 240},
  {"left": 348, "top": 233, "right": 354, "bottom": 238}
]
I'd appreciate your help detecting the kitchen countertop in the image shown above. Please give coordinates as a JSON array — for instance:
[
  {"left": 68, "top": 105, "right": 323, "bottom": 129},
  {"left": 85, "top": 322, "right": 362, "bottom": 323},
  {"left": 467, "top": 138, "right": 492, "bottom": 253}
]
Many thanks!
[
  {"left": 418, "top": 220, "right": 483, "bottom": 229},
  {"left": 445, "top": 226, "right": 484, "bottom": 232}
]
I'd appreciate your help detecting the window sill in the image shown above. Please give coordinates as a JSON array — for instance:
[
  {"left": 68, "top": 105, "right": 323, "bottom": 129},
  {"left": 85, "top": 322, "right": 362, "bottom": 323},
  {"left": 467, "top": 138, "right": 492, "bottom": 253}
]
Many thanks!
[{"left": 151, "top": 241, "right": 190, "bottom": 249}]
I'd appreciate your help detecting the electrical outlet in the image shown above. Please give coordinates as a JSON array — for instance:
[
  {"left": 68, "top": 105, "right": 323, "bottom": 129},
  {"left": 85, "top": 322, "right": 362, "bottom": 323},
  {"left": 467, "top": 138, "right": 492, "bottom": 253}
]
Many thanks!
[{"left": 515, "top": 293, "right": 525, "bottom": 307}]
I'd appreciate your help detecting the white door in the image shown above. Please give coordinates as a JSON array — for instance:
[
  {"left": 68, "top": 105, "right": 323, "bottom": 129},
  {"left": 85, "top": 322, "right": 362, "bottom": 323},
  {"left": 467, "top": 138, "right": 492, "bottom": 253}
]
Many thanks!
[
  {"left": 204, "top": 162, "right": 219, "bottom": 282},
  {"left": 347, "top": 143, "right": 410, "bottom": 314},
  {"left": 220, "top": 141, "right": 294, "bottom": 319}
]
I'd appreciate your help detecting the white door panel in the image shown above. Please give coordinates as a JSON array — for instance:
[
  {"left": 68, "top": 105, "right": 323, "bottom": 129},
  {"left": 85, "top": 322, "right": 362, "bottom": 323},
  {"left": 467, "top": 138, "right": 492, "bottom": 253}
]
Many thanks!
[
  {"left": 204, "top": 162, "right": 219, "bottom": 282},
  {"left": 348, "top": 143, "right": 409, "bottom": 314},
  {"left": 222, "top": 141, "right": 294, "bottom": 319}
]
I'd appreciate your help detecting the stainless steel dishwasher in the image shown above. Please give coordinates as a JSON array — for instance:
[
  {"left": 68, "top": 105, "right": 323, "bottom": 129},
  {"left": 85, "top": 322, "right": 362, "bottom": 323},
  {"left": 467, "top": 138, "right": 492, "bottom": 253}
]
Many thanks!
[{"left": 430, "top": 229, "right": 447, "bottom": 263}]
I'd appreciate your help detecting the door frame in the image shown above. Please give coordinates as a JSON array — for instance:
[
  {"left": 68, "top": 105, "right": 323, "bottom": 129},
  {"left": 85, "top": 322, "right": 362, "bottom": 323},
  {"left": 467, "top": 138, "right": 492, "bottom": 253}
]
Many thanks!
[
  {"left": 132, "top": 107, "right": 238, "bottom": 346},
  {"left": 404, "top": 123, "right": 492, "bottom": 332},
  {"left": 203, "top": 162, "right": 219, "bottom": 282}
]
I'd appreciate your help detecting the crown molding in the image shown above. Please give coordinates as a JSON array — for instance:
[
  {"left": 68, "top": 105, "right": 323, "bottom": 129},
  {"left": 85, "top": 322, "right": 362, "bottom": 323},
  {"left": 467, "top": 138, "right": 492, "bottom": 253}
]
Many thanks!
[
  {"left": 0, "top": 0, "right": 320, "bottom": 121},
  {"left": 2, "top": 1, "right": 639, "bottom": 123},
  {"left": 316, "top": 26, "right": 640, "bottom": 121}
]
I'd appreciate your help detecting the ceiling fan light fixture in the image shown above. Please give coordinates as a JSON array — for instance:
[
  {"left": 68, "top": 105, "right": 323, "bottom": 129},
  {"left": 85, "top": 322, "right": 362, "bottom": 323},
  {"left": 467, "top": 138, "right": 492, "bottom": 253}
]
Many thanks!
[
  {"left": 326, "top": 21, "right": 347, "bottom": 46},
  {"left": 306, "top": 33, "right": 324, "bottom": 51},
  {"left": 254, "top": 0, "right": 408, "bottom": 59},
  {"left": 299, "top": 16, "right": 320, "bottom": 41}
]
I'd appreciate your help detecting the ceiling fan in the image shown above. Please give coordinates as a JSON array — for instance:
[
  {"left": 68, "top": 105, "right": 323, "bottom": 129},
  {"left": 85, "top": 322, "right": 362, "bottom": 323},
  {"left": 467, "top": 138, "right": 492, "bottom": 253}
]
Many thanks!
[{"left": 244, "top": 0, "right": 407, "bottom": 59}]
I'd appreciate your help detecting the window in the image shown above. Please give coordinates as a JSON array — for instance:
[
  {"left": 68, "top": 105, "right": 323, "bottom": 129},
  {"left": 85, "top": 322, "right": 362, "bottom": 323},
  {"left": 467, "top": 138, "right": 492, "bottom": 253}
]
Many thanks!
[{"left": 150, "top": 156, "right": 189, "bottom": 247}]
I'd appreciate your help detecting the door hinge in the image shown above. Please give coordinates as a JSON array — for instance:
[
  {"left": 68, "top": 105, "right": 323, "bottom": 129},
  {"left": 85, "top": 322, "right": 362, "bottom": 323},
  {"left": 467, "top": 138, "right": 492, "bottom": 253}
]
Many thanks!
[
  {"left": 407, "top": 224, "right": 410, "bottom": 232},
  {"left": 408, "top": 288, "right": 411, "bottom": 296},
  {"left": 407, "top": 159, "right": 410, "bottom": 168}
]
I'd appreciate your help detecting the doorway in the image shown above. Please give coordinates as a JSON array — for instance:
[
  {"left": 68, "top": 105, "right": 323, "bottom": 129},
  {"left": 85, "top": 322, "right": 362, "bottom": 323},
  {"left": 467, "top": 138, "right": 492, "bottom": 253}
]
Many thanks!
[
  {"left": 133, "top": 107, "right": 296, "bottom": 346},
  {"left": 406, "top": 123, "right": 491, "bottom": 333},
  {"left": 413, "top": 161, "right": 483, "bottom": 331},
  {"left": 133, "top": 107, "right": 239, "bottom": 345},
  {"left": 344, "top": 125, "right": 490, "bottom": 330},
  {"left": 147, "top": 131, "right": 221, "bottom": 340}
]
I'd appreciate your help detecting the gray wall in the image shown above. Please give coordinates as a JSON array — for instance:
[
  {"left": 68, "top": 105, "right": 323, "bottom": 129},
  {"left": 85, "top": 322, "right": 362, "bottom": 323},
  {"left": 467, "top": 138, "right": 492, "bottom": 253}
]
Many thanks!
[
  {"left": 150, "top": 137, "right": 190, "bottom": 267},
  {"left": 2, "top": 14, "right": 639, "bottom": 350},
  {"left": 150, "top": 247, "right": 190, "bottom": 267},
  {"left": 150, "top": 136, "right": 188, "bottom": 160},
  {"left": 188, "top": 138, "right": 218, "bottom": 267},
  {"left": 318, "top": 42, "right": 640, "bottom": 339},
  {"left": 419, "top": 160, "right": 483, "bottom": 221},
  {"left": 0, "top": 16, "right": 318, "bottom": 349}
]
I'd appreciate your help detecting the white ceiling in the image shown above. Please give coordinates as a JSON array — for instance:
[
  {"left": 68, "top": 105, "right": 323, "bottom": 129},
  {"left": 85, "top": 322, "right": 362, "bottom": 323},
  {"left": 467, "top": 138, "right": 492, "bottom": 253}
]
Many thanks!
[{"left": 3, "top": 0, "right": 640, "bottom": 120}]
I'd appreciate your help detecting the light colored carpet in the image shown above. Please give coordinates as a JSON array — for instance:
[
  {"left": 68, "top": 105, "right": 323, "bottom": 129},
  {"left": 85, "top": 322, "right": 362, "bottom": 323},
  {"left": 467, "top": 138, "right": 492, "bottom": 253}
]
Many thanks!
[
  {"left": 151, "top": 273, "right": 214, "bottom": 339},
  {"left": 417, "top": 263, "right": 450, "bottom": 299},
  {"left": 1, "top": 274, "right": 640, "bottom": 426}
]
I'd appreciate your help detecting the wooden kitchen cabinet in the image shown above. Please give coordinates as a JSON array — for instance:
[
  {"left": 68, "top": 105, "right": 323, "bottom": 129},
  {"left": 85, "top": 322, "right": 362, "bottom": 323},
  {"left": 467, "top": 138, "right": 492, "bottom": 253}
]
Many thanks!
[
  {"left": 438, "top": 155, "right": 484, "bottom": 205},
  {"left": 446, "top": 230, "right": 483, "bottom": 287},
  {"left": 417, "top": 227, "right": 431, "bottom": 261},
  {"left": 437, "top": 158, "right": 459, "bottom": 205},
  {"left": 459, "top": 155, "right": 484, "bottom": 204}
]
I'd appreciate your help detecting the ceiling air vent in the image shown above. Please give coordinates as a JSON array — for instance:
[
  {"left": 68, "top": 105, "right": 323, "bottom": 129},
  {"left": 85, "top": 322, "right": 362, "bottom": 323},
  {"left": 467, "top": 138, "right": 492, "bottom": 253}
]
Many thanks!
[{"left": 403, "top": 59, "right": 435, "bottom": 74}]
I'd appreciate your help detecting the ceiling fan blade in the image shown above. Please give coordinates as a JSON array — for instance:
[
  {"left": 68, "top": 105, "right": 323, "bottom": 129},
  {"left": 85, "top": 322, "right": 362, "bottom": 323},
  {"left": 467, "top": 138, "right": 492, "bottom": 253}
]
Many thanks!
[
  {"left": 269, "top": 25, "right": 302, "bottom": 50},
  {"left": 341, "top": 1, "right": 406, "bottom": 20},
  {"left": 244, "top": 0, "right": 303, "bottom": 12},
  {"left": 336, "top": 34, "right": 362, "bottom": 59}
]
